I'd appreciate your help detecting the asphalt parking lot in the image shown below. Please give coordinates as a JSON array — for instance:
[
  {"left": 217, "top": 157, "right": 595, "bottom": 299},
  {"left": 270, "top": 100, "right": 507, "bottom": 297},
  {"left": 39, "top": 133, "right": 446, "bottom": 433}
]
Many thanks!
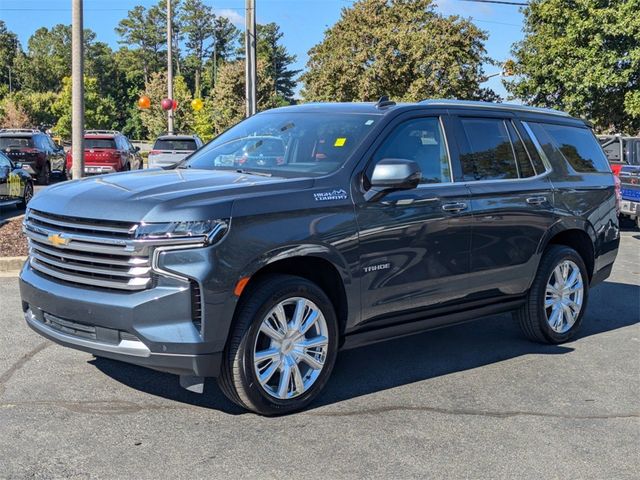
[{"left": 0, "top": 231, "right": 638, "bottom": 479}]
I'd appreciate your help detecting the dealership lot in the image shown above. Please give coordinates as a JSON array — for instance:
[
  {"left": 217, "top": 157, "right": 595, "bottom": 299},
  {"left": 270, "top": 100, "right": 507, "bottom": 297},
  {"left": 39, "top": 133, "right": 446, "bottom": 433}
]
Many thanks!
[{"left": 0, "top": 231, "right": 638, "bottom": 479}]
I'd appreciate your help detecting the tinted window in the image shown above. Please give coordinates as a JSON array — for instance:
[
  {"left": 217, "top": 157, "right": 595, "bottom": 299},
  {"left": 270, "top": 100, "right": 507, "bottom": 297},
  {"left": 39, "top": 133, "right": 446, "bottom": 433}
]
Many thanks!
[
  {"left": 185, "top": 112, "right": 378, "bottom": 177},
  {"left": 0, "top": 137, "right": 34, "bottom": 149},
  {"left": 154, "top": 139, "right": 198, "bottom": 151},
  {"left": 506, "top": 122, "right": 535, "bottom": 178},
  {"left": 458, "top": 118, "right": 518, "bottom": 181},
  {"left": 85, "top": 138, "right": 117, "bottom": 149},
  {"left": 373, "top": 117, "right": 450, "bottom": 184},
  {"left": 533, "top": 123, "right": 610, "bottom": 173},
  {"left": 0, "top": 152, "right": 11, "bottom": 168}
]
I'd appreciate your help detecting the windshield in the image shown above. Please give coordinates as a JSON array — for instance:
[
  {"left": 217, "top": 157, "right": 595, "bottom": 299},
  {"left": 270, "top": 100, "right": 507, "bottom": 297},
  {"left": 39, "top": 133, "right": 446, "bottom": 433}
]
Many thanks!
[
  {"left": 0, "top": 137, "right": 34, "bottom": 149},
  {"left": 154, "top": 139, "right": 197, "bottom": 151},
  {"left": 183, "top": 112, "right": 379, "bottom": 176},
  {"left": 85, "top": 138, "right": 116, "bottom": 149}
]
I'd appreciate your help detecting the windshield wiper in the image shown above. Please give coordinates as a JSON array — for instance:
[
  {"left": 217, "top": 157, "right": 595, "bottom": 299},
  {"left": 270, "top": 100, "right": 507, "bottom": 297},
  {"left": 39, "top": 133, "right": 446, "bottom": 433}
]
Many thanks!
[{"left": 236, "top": 169, "right": 272, "bottom": 177}]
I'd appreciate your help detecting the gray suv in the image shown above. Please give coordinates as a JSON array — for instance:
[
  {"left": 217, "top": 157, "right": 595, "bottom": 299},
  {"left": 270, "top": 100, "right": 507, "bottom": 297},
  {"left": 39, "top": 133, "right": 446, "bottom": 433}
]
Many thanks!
[
  {"left": 148, "top": 134, "right": 203, "bottom": 169},
  {"left": 19, "top": 100, "right": 619, "bottom": 415}
]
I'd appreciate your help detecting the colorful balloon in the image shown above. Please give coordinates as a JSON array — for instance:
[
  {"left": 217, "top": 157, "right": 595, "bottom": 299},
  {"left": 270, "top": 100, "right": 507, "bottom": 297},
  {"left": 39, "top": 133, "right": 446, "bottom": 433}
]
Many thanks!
[
  {"left": 138, "top": 95, "right": 151, "bottom": 109},
  {"left": 191, "top": 98, "right": 204, "bottom": 111},
  {"left": 161, "top": 98, "right": 173, "bottom": 111}
]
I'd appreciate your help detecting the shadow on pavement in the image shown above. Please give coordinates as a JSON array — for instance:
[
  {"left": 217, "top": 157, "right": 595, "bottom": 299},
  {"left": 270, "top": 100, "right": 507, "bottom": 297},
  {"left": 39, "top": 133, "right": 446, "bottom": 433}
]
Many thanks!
[{"left": 91, "top": 280, "right": 639, "bottom": 415}]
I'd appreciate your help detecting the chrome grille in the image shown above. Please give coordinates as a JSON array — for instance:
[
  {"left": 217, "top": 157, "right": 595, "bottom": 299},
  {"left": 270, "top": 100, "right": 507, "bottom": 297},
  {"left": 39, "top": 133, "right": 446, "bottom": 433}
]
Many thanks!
[{"left": 24, "top": 209, "right": 152, "bottom": 291}]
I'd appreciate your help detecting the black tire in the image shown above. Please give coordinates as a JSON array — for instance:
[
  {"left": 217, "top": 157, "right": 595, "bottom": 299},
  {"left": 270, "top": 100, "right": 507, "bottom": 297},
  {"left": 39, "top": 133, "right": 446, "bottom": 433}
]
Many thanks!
[
  {"left": 218, "top": 274, "right": 339, "bottom": 415},
  {"left": 37, "top": 162, "right": 50, "bottom": 185},
  {"left": 516, "top": 245, "right": 589, "bottom": 344},
  {"left": 17, "top": 181, "right": 33, "bottom": 210}
]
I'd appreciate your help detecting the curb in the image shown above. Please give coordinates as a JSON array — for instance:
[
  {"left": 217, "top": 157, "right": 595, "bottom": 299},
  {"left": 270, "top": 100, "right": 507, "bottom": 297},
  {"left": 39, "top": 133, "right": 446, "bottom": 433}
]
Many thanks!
[{"left": 0, "top": 256, "right": 27, "bottom": 276}]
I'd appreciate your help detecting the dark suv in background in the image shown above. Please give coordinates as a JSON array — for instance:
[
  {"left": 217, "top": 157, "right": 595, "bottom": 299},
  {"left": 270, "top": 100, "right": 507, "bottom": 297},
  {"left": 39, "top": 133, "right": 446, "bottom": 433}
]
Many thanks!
[
  {"left": 0, "top": 128, "right": 65, "bottom": 184},
  {"left": 66, "top": 130, "right": 143, "bottom": 177},
  {"left": 19, "top": 100, "right": 619, "bottom": 415}
]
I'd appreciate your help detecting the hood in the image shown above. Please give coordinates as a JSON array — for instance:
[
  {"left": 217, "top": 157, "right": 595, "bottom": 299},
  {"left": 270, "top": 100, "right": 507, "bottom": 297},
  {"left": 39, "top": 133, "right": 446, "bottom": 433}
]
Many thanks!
[{"left": 29, "top": 168, "right": 314, "bottom": 222}]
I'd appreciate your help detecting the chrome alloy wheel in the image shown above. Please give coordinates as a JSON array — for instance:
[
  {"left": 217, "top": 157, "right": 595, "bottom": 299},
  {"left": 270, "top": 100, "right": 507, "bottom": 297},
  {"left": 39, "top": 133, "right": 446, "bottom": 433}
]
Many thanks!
[
  {"left": 545, "top": 260, "right": 584, "bottom": 334},
  {"left": 253, "top": 297, "right": 329, "bottom": 400}
]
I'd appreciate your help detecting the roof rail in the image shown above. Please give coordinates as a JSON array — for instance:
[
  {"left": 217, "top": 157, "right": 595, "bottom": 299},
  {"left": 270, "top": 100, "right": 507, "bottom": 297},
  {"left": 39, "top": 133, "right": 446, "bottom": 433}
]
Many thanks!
[
  {"left": 0, "top": 128, "right": 42, "bottom": 134},
  {"left": 418, "top": 99, "right": 571, "bottom": 117},
  {"left": 85, "top": 129, "right": 120, "bottom": 135}
]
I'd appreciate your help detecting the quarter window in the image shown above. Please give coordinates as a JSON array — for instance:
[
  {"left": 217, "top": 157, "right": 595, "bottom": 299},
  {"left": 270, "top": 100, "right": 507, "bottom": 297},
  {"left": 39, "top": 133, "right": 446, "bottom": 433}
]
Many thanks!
[
  {"left": 506, "top": 122, "right": 536, "bottom": 178},
  {"left": 373, "top": 117, "right": 451, "bottom": 184},
  {"left": 529, "top": 123, "right": 610, "bottom": 173}
]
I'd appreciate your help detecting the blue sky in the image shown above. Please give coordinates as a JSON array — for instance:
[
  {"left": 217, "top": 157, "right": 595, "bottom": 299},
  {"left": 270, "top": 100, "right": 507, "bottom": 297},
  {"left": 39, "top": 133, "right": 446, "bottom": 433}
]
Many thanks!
[{"left": 0, "top": 0, "right": 525, "bottom": 98}]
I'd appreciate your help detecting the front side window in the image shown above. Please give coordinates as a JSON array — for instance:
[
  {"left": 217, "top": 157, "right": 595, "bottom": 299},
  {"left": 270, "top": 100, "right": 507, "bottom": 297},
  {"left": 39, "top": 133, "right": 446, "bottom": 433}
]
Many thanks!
[
  {"left": 373, "top": 117, "right": 451, "bottom": 184},
  {"left": 184, "top": 112, "right": 379, "bottom": 177},
  {"left": 529, "top": 123, "right": 610, "bottom": 173},
  {"left": 458, "top": 117, "right": 519, "bottom": 181}
]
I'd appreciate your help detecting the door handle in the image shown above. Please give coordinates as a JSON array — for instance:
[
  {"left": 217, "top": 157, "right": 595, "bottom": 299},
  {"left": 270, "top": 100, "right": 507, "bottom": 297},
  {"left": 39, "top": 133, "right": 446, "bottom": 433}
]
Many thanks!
[
  {"left": 441, "top": 202, "right": 468, "bottom": 212},
  {"left": 526, "top": 196, "right": 547, "bottom": 205}
]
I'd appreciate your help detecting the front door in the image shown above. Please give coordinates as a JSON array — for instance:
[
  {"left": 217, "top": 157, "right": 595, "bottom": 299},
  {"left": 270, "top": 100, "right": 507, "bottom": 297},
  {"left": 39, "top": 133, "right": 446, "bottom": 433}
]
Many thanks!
[{"left": 354, "top": 114, "right": 473, "bottom": 328}]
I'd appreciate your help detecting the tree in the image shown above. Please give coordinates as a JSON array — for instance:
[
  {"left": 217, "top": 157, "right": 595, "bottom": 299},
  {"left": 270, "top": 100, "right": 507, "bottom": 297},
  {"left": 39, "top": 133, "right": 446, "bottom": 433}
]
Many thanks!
[
  {"left": 52, "top": 77, "right": 118, "bottom": 138},
  {"left": 140, "top": 72, "right": 194, "bottom": 138},
  {"left": 115, "top": 4, "right": 166, "bottom": 84},
  {"left": 181, "top": 0, "right": 215, "bottom": 97},
  {"left": 301, "top": 0, "right": 495, "bottom": 102},
  {"left": 256, "top": 23, "right": 300, "bottom": 101},
  {"left": 0, "top": 97, "right": 30, "bottom": 128},
  {"left": 210, "top": 59, "right": 288, "bottom": 134},
  {"left": 0, "top": 21, "right": 20, "bottom": 96},
  {"left": 505, "top": 0, "right": 640, "bottom": 133}
]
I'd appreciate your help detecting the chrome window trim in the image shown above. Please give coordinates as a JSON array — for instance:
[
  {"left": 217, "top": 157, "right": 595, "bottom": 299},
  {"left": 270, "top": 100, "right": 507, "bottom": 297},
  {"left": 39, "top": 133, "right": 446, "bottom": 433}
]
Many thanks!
[
  {"left": 521, "top": 122, "right": 554, "bottom": 173},
  {"left": 509, "top": 120, "right": 541, "bottom": 176}
]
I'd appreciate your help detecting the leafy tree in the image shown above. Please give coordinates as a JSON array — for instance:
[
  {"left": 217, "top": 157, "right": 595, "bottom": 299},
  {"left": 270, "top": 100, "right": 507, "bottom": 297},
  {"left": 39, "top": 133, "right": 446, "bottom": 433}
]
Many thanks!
[
  {"left": 0, "top": 21, "right": 20, "bottom": 96},
  {"left": 211, "top": 59, "right": 288, "bottom": 134},
  {"left": 301, "top": 0, "right": 495, "bottom": 102},
  {"left": 52, "top": 77, "right": 118, "bottom": 138},
  {"left": 256, "top": 23, "right": 300, "bottom": 101},
  {"left": 140, "top": 72, "right": 194, "bottom": 138},
  {"left": 0, "top": 97, "right": 31, "bottom": 128},
  {"left": 213, "top": 16, "right": 241, "bottom": 62},
  {"left": 116, "top": 4, "right": 166, "bottom": 84},
  {"left": 12, "top": 91, "right": 58, "bottom": 127},
  {"left": 506, "top": 0, "right": 640, "bottom": 133},
  {"left": 180, "top": 0, "right": 215, "bottom": 97}
]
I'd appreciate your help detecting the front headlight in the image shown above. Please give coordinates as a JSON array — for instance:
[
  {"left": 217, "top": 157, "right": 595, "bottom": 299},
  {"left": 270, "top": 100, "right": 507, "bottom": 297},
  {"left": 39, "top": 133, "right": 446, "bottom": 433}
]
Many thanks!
[{"left": 133, "top": 220, "right": 228, "bottom": 244}]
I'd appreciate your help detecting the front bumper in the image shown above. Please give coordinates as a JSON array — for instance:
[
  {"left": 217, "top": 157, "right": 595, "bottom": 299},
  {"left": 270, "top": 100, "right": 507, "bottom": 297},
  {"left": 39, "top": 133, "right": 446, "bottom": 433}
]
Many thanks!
[{"left": 19, "top": 263, "right": 223, "bottom": 377}]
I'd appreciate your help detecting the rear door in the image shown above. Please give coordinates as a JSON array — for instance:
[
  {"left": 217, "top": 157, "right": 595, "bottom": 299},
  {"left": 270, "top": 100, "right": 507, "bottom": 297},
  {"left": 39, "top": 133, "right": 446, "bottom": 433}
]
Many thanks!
[
  {"left": 449, "top": 113, "right": 556, "bottom": 299},
  {"left": 354, "top": 112, "right": 473, "bottom": 327}
]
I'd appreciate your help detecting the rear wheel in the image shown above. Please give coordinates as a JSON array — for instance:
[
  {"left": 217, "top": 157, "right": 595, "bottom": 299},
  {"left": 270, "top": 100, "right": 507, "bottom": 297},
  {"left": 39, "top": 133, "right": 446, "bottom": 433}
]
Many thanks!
[
  {"left": 516, "top": 245, "right": 589, "bottom": 344},
  {"left": 218, "top": 275, "right": 339, "bottom": 415},
  {"left": 37, "top": 162, "right": 50, "bottom": 185}
]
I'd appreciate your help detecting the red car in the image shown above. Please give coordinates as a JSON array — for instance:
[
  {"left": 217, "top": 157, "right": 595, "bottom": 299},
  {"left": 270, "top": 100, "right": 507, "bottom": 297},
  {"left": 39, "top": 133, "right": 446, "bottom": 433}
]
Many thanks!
[{"left": 66, "top": 130, "right": 143, "bottom": 177}]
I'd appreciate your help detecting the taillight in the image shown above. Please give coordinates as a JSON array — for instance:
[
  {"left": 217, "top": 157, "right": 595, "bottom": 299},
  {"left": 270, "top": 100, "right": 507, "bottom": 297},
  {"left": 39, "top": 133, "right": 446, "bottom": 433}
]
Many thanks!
[
  {"left": 614, "top": 174, "right": 621, "bottom": 213},
  {"left": 149, "top": 150, "right": 161, "bottom": 155}
]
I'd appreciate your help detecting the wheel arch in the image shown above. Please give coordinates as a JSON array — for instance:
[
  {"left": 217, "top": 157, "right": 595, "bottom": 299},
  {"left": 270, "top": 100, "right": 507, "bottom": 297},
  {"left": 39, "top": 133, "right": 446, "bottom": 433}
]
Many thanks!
[{"left": 539, "top": 220, "right": 596, "bottom": 281}]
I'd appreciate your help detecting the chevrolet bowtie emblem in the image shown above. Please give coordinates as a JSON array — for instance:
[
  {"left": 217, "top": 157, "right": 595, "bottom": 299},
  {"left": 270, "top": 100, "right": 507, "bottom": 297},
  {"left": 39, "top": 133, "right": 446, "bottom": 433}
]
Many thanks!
[{"left": 47, "top": 233, "right": 70, "bottom": 247}]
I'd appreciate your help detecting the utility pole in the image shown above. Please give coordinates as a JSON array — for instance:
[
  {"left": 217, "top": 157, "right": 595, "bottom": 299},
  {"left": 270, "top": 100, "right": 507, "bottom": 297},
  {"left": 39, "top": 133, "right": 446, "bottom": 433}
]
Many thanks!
[
  {"left": 245, "top": 0, "right": 257, "bottom": 117},
  {"left": 167, "top": 0, "right": 175, "bottom": 134},
  {"left": 71, "top": 0, "right": 85, "bottom": 180},
  {"left": 8, "top": 66, "right": 11, "bottom": 95}
]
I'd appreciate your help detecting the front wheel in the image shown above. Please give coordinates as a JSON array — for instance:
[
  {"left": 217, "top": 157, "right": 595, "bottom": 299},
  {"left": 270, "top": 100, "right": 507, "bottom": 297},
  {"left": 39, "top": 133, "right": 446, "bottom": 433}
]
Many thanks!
[
  {"left": 218, "top": 275, "right": 339, "bottom": 415},
  {"left": 17, "top": 181, "right": 33, "bottom": 209},
  {"left": 516, "top": 245, "right": 589, "bottom": 344}
]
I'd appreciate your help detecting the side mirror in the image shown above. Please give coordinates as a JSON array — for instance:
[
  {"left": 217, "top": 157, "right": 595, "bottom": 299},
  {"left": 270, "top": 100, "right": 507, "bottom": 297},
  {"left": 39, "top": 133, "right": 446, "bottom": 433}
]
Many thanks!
[{"left": 365, "top": 158, "right": 421, "bottom": 201}]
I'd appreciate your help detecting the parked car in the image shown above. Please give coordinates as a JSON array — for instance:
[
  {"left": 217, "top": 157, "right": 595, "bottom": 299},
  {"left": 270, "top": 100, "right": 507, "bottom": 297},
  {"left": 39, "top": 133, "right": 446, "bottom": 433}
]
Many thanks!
[
  {"left": 66, "top": 130, "right": 143, "bottom": 177},
  {"left": 618, "top": 164, "right": 640, "bottom": 228},
  {"left": 148, "top": 134, "right": 203, "bottom": 169},
  {"left": 19, "top": 100, "right": 619, "bottom": 415},
  {"left": 0, "top": 151, "right": 34, "bottom": 209},
  {"left": 598, "top": 135, "right": 640, "bottom": 175},
  {"left": 0, "top": 128, "right": 65, "bottom": 185}
]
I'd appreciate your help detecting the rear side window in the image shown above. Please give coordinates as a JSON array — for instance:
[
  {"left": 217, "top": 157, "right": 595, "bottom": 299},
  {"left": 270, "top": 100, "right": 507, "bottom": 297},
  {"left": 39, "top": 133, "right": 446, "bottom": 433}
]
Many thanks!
[
  {"left": 154, "top": 139, "right": 197, "bottom": 151},
  {"left": 457, "top": 117, "right": 518, "bottom": 181},
  {"left": 530, "top": 123, "right": 610, "bottom": 173}
]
